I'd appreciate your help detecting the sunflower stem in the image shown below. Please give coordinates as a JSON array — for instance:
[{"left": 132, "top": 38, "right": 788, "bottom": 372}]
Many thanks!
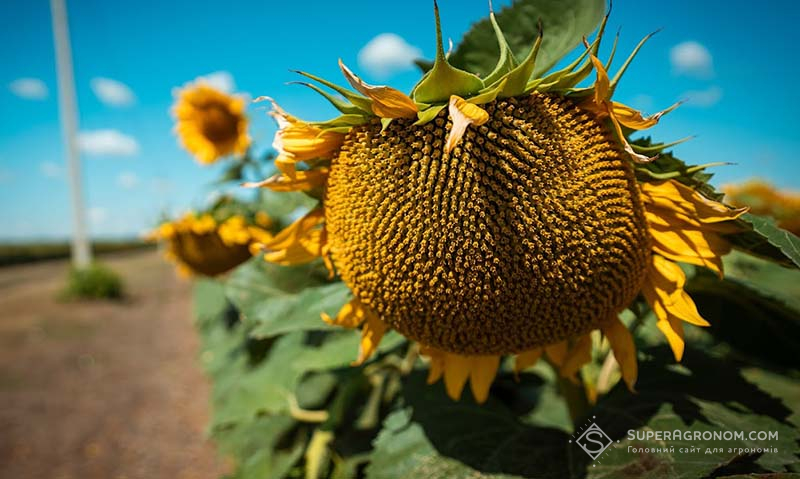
[{"left": 557, "top": 373, "right": 592, "bottom": 429}]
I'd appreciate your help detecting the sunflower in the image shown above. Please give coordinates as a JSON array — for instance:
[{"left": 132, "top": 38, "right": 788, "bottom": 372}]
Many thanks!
[
  {"left": 149, "top": 212, "right": 273, "bottom": 277},
  {"left": 173, "top": 83, "right": 250, "bottom": 164},
  {"left": 250, "top": 5, "right": 747, "bottom": 403},
  {"left": 724, "top": 180, "right": 800, "bottom": 236}
]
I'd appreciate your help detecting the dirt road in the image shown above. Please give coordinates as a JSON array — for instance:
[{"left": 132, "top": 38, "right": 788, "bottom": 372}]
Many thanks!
[{"left": 0, "top": 250, "right": 229, "bottom": 479}]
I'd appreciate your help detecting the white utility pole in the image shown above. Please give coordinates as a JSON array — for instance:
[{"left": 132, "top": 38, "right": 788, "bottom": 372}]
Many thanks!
[{"left": 50, "top": 0, "right": 91, "bottom": 267}]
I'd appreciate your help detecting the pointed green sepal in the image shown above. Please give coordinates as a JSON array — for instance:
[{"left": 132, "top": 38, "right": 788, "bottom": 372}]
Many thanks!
[
  {"left": 531, "top": 11, "right": 610, "bottom": 92},
  {"left": 631, "top": 136, "right": 695, "bottom": 154},
  {"left": 293, "top": 70, "right": 373, "bottom": 113},
  {"left": 380, "top": 117, "right": 393, "bottom": 132},
  {"left": 289, "top": 81, "right": 365, "bottom": 115},
  {"left": 412, "top": 1, "right": 484, "bottom": 104},
  {"left": 494, "top": 21, "right": 543, "bottom": 98},
  {"left": 468, "top": 77, "right": 508, "bottom": 105},
  {"left": 414, "top": 104, "right": 447, "bottom": 125},
  {"left": 310, "top": 114, "right": 370, "bottom": 129},
  {"left": 609, "top": 30, "right": 660, "bottom": 97},
  {"left": 481, "top": 8, "right": 519, "bottom": 86}
]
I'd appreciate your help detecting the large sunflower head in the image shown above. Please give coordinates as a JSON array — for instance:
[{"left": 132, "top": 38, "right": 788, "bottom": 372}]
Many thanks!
[
  {"left": 149, "top": 210, "right": 273, "bottom": 277},
  {"left": 251, "top": 4, "right": 747, "bottom": 403},
  {"left": 173, "top": 83, "right": 250, "bottom": 164}
]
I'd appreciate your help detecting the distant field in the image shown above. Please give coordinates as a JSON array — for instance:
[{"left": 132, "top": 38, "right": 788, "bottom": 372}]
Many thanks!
[{"left": 0, "top": 241, "right": 155, "bottom": 267}]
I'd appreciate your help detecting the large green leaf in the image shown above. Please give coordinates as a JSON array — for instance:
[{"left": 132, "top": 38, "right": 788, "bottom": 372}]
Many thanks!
[
  {"left": 727, "top": 213, "right": 800, "bottom": 268},
  {"left": 444, "top": 0, "right": 606, "bottom": 79},
  {"left": 367, "top": 348, "right": 800, "bottom": 479},
  {"left": 588, "top": 348, "right": 800, "bottom": 478},
  {"left": 686, "top": 263, "right": 800, "bottom": 368},
  {"left": 193, "top": 278, "right": 229, "bottom": 329},
  {"left": 367, "top": 372, "right": 579, "bottom": 479},
  {"left": 215, "top": 415, "right": 305, "bottom": 479},
  {"left": 226, "top": 258, "right": 350, "bottom": 338}
]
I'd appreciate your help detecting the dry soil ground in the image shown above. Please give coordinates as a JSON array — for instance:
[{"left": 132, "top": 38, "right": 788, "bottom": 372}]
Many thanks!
[{"left": 0, "top": 250, "right": 229, "bottom": 479}]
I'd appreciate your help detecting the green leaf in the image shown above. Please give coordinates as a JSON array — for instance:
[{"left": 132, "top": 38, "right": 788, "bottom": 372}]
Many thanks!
[
  {"left": 214, "top": 415, "right": 305, "bottom": 479},
  {"left": 686, "top": 267, "right": 800, "bottom": 369},
  {"left": 193, "top": 278, "right": 229, "bottom": 329},
  {"left": 367, "top": 372, "right": 577, "bottom": 479},
  {"left": 728, "top": 213, "right": 800, "bottom": 268},
  {"left": 445, "top": 0, "right": 606, "bottom": 80},
  {"left": 588, "top": 349, "right": 800, "bottom": 478},
  {"left": 211, "top": 332, "right": 307, "bottom": 426},
  {"left": 226, "top": 258, "right": 350, "bottom": 338}
]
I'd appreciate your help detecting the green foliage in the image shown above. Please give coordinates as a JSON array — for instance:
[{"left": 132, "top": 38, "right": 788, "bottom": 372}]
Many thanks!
[
  {"left": 61, "top": 262, "right": 124, "bottom": 300},
  {"left": 418, "top": 0, "right": 606, "bottom": 81},
  {"left": 192, "top": 253, "right": 800, "bottom": 478}
]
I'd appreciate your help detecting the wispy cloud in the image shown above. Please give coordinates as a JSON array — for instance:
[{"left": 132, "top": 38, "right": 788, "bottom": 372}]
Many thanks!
[
  {"left": 670, "top": 41, "right": 714, "bottom": 79},
  {"left": 78, "top": 129, "right": 140, "bottom": 157},
  {"left": 9, "top": 78, "right": 48, "bottom": 100},
  {"left": 40, "top": 161, "right": 63, "bottom": 178},
  {"left": 358, "top": 33, "right": 422, "bottom": 78},
  {"left": 194, "top": 71, "right": 235, "bottom": 93},
  {"left": 88, "top": 206, "right": 108, "bottom": 225},
  {"left": 682, "top": 85, "right": 723, "bottom": 107},
  {"left": 117, "top": 171, "right": 139, "bottom": 189},
  {"left": 91, "top": 77, "right": 136, "bottom": 107}
]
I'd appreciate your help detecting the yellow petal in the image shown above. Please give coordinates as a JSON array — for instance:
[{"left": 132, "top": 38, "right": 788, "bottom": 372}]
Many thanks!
[
  {"left": 655, "top": 308, "right": 685, "bottom": 361},
  {"left": 609, "top": 112, "right": 658, "bottom": 163},
  {"left": 264, "top": 209, "right": 324, "bottom": 252},
  {"left": 338, "top": 60, "right": 418, "bottom": 119},
  {"left": 262, "top": 209, "right": 325, "bottom": 265},
  {"left": 602, "top": 316, "right": 638, "bottom": 392},
  {"left": 442, "top": 353, "right": 471, "bottom": 401},
  {"left": 643, "top": 255, "right": 710, "bottom": 327},
  {"left": 422, "top": 346, "right": 446, "bottom": 385},
  {"left": 514, "top": 348, "right": 543, "bottom": 374},
  {"left": 589, "top": 53, "right": 610, "bottom": 104},
  {"left": 560, "top": 334, "right": 593, "bottom": 382},
  {"left": 544, "top": 341, "right": 568, "bottom": 367},
  {"left": 321, "top": 298, "right": 367, "bottom": 329},
  {"left": 353, "top": 310, "right": 388, "bottom": 365},
  {"left": 641, "top": 180, "right": 748, "bottom": 224},
  {"left": 445, "top": 95, "right": 490, "bottom": 153},
  {"left": 469, "top": 355, "right": 501, "bottom": 404},
  {"left": 244, "top": 168, "right": 329, "bottom": 192},
  {"left": 648, "top": 223, "right": 729, "bottom": 276},
  {"left": 611, "top": 100, "right": 681, "bottom": 130}
]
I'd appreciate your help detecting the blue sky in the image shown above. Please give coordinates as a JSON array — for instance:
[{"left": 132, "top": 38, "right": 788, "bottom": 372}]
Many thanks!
[{"left": 1, "top": 0, "right": 798, "bottom": 241}]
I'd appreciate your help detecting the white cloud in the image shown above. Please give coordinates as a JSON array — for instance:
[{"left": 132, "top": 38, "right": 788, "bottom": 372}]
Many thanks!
[
  {"left": 670, "top": 41, "right": 714, "bottom": 79},
  {"left": 358, "top": 33, "right": 422, "bottom": 78},
  {"left": 9, "top": 78, "right": 48, "bottom": 100},
  {"left": 91, "top": 77, "right": 135, "bottom": 107},
  {"left": 88, "top": 206, "right": 108, "bottom": 225},
  {"left": 194, "top": 71, "right": 235, "bottom": 93},
  {"left": 151, "top": 177, "right": 174, "bottom": 195},
  {"left": 40, "top": 161, "right": 63, "bottom": 178},
  {"left": 682, "top": 85, "right": 723, "bottom": 107},
  {"left": 78, "top": 129, "right": 139, "bottom": 156},
  {"left": 117, "top": 171, "right": 139, "bottom": 189}
]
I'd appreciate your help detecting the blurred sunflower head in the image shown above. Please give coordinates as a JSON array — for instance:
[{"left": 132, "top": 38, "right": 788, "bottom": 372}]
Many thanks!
[
  {"left": 173, "top": 83, "right": 250, "bottom": 164},
  {"left": 149, "top": 212, "right": 273, "bottom": 277},
  {"left": 724, "top": 180, "right": 800, "bottom": 236},
  {"left": 251, "top": 4, "right": 747, "bottom": 403}
]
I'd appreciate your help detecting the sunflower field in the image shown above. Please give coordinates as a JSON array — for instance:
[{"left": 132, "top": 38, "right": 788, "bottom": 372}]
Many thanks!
[{"left": 152, "top": 1, "right": 800, "bottom": 477}]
